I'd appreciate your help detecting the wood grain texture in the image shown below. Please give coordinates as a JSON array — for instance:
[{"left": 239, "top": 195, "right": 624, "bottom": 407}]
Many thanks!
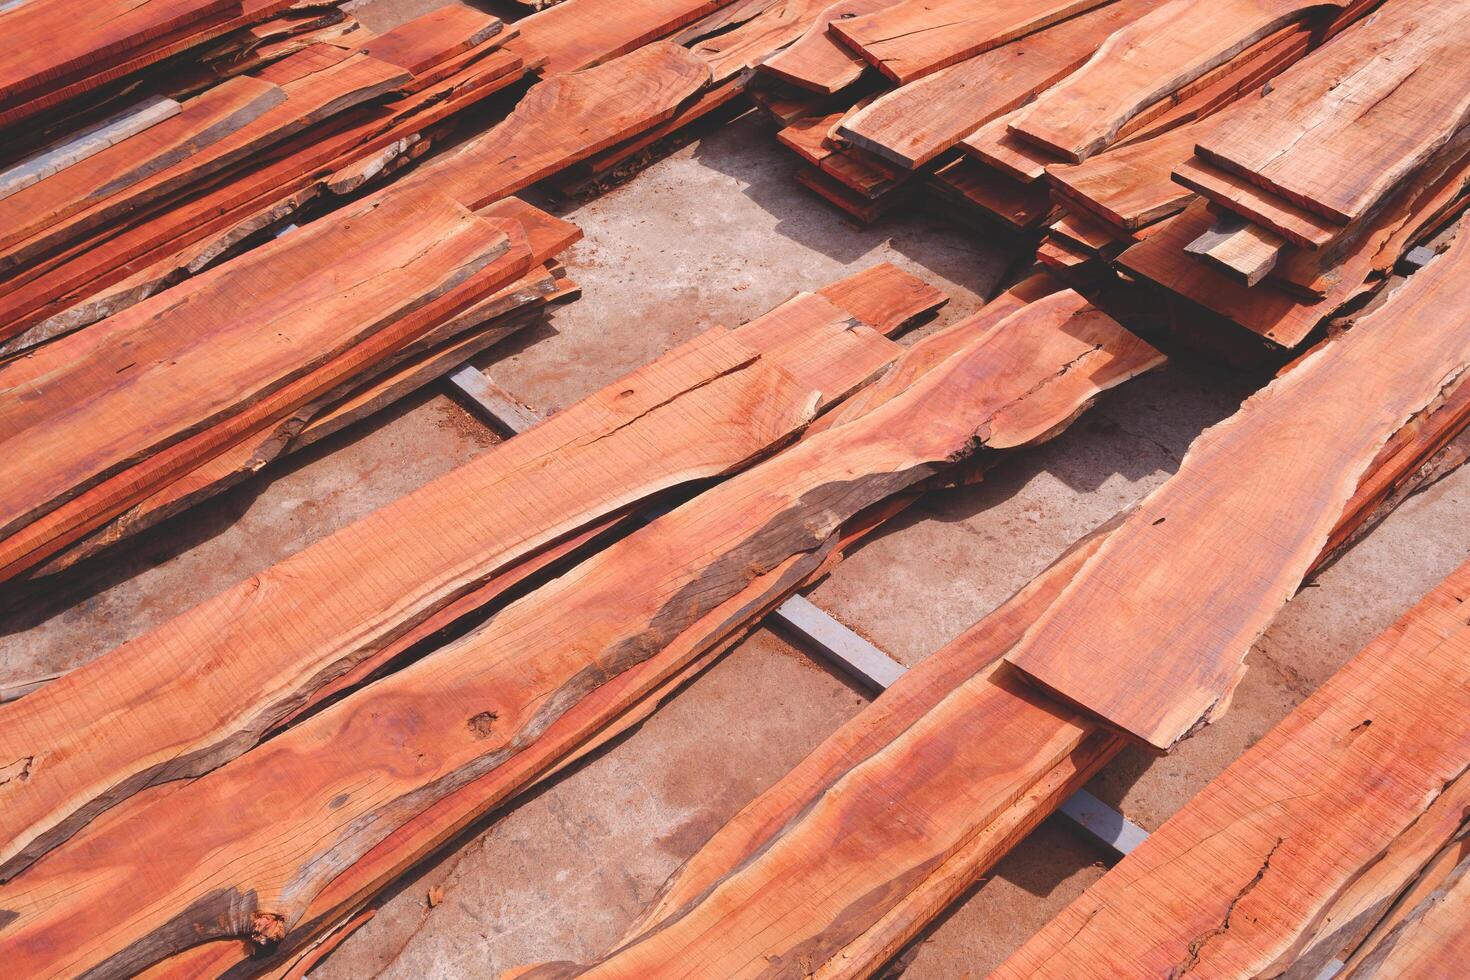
[
  {"left": 410, "top": 41, "right": 710, "bottom": 210},
  {"left": 1008, "top": 0, "right": 1347, "bottom": 162},
  {"left": 756, "top": 0, "right": 892, "bottom": 94},
  {"left": 1185, "top": 212, "right": 1285, "bottom": 285},
  {"left": 0, "top": 287, "right": 1155, "bottom": 979},
  {"left": 0, "top": 267, "right": 924, "bottom": 883},
  {"left": 832, "top": 0, "right": 1109, "bottom": 84},
  {"left": 1008, "top": 220, "right": 1470, "bottom": 750},
  {"left": 359, "top": 3, "right": 501, "bottom": 74},
  {"left": 1194, "top": 0, "right": 1470, "bottom": 224},
  {"left": 836, "top": 0, "right": 1160, "bottom": 169},
  {"left": 690, "top": 0, "right": 833, "bottom": 83},
  {"left": 929, "top": 158, "right": 1055, "bottom": 231},
  {"left": 1046, "top": 118, "right": 1201, "bottom": 230},
  {"left": 515, "top": 0, "right": 731, "bottom": 74},
  {"left": 997, "top": 559, "right": 1470, "bottom": 978}
]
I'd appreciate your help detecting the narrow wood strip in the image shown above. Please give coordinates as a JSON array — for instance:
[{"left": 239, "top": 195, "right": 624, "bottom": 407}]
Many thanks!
[{"left": 1184, "top": 212, "right": 1285, "bottom": 286}]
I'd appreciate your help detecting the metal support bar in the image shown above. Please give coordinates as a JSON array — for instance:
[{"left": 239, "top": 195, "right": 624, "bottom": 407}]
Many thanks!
[{"left": 450, "top": 372, "right": 1148, "bottom": 859}]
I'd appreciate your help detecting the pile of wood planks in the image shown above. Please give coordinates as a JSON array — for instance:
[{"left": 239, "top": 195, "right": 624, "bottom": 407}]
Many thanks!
[
  {"left": 0, "top": 264, "right": 1175, "bottom": 976},
  {"left": 0, "top": 1, "right": 549, "bottom": 356},
  {"left": 501, "top": 215, "right": 1470, "bottom": 980}
]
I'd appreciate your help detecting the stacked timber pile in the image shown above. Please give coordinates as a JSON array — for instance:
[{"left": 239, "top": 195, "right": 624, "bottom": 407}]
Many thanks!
[
  {"left": 502, "top": 214, "right": 1470, "bottom": 980},
  {"left": 0, "top": 0, "right": 538, "bottom": 355},
  {"left": 0, "top": 264, "right": 1178, "bottom": 976},
  {"left": 740, "top": 0, "right": 1470, "bottom": 361}
]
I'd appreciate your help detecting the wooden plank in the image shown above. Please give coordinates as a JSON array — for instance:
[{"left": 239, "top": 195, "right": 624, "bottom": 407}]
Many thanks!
[
  {"left": 0, "top": 268, "right": 926, "bottom": 882},
  {"left": 690, "top": 0, "right": 835, "bottom": 84},
  {"left": 1194, "top": 0, "right": 1470, "bottom": 224},
  {"left": 929, "top": 157, "right": 1054, "bottom": 232},
  {"left": 407, "top": 41, "right": 710, "bottom": 211},
  {"left": 358, "top": 4, "right": 501, "bottom": 74},
  {"left": 0, "top": 96, "right": 180, "bottom": 202},
  {"left": 1340, "top": 852, "right": 1470, "bottom": 978},
  {"left": 756, "top": 0, "right": 893, "bottom": 94},
  {"left": 0, "top": 76, "right": 283, "bottom": 259},
  {"left": 1007, "top": 0, "right": 1348, "bottom": 162},
  {"left": 1046, "top": 118, "right": 1200, "bottom": 230},
  {"left": 1007, "top": 221, "right": 1470, "bottom": 751},
  {"left": 0, "top": 0, "right": 240, "bottom": 109},
  {"left": 997, "top": 560, "right": 1470, "bottom": 978},
  {"left": 1184, "top": 211, "right": 1285, "bottom": 285},
  {"left": 514, "top": 0, "right": 732, "bottom": 74},
  {"left": 832, "top": 0, "right": 1110, "bottom": 85},
  {"left": 815, "top": 260, "right": 947, "bottom": 334},
  {"left": 0, "top": 287, "right": 1156, "bottom": 979},
  {"left": 836, "top": 0, "right": 1160, "bottom": 169},
  {"left": 961, "top": 106, "right": 1058, "bottom": 183}
]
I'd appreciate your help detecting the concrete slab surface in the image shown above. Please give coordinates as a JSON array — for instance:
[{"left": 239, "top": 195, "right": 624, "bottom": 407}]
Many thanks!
[{"left": 3, "top": 4, "right": 1468, "bottom": 976}]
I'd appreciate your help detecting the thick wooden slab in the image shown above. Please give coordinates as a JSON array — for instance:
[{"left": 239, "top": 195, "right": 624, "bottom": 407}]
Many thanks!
[
  {"left": 1008, "top": 221, "right": 1470, "bottom": 750},
  {"left": 836, "top": 0, "right": 1160, "bottom": 169},
  {"left": 1194, "top": 0, "right": 1470, "bottom": 224},
  {"left": 411, "top": 41, "right": 710, "bottom": 210},
  {"left": 832, "top": 0, "right": 1109, "bottom": 84},
  {"left": 998, "top": 559, "right": 1470, "bottom": 978},
  {"left": 1007, "top": 0, "right": 1347, "bottom": 162},
  {"left": 756, "top": 0, "right": 893, "bottom": 94}
]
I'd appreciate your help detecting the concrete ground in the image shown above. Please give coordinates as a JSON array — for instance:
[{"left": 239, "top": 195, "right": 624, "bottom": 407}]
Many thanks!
[{"left": 5, "top": 5, "right": 1470, "bottom": 975}]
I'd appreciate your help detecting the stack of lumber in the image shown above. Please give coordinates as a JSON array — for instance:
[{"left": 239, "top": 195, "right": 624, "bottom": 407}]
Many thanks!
[
  {"left": 501, "top": 221, "right": 1470, "bottom": 978},
  {"left": 0, "top": 266, "right": 1174, "bottom": 976},
  {"left": 997, "top": 553, "right": 1470, "bottom": 978},
  {"left": 0, "top": 0, "right": 539, "bottom": 355},
  {"left": 0, "top": 186, "right": 580, "bottom": 582}
]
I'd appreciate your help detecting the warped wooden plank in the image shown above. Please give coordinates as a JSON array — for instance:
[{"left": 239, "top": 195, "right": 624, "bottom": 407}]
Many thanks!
[
  {"left": 836, "top": 0, "right": 1160, "bottom": 169},
  {"left": 0, "top": 50, "right": 411, "bottom": 274},
  {"left": 0, "top": 265, "right": 928, "bottom": 882},
  {"left": 997, "top": 559, "right": 1470, "bottom": 978},
  {"left": 501, "top": 291, "right": 1161, "bottom": 980},
  {"left": 832, "top": 0, "right": 1109, "bottom": 85},
  {"left": 0, "top": 0, "right": 240, "bottom": 109},
  {"left": 515, "top": 0, "right": 731, "bottom": 73},
  {"left": 358, "top": 4, "right": 501, "bottom": 74},
  {"left": 0, "top": 287, "right": 1157, "bottom": 979},
  {"left": 756, "top": 0, "right": 893, "bottom": 94},
  {"left": 1007, "top": 0, "right": 1349, "bottom": 162},
  {"left": 0, "top": 76, "right": 283, "bottom": 258},
  {"left": 1194, "top": 0, "right": 1470, "bottom": 224},
  {"left": 0, "top": 96, "right": 180, "bottom": 202},
  {"left": 408, "top": 41, "right": 710, "bottom": 211},
  {"left": 1008, "top": 220, "right": 1470, "bottom": 751}
]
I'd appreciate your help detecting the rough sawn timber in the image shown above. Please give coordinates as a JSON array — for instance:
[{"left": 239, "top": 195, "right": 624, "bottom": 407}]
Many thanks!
[
  {"left": 0, "top": 288, "right": 1158, "bottom": 978},
  {"left": 1007, "top": 0, "right": 1349, "bottom": 162},
  {"left": 1007, "top": 218, "right": 1470, "bottom": 751},
  {"left": 996, "top": 557, "right": 1470, "bottom": 978}
]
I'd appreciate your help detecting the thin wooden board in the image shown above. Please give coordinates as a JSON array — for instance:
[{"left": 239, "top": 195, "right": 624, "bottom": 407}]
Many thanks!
[
  {"left": 1008, "top": 221, "right": 1470, "bottom": 750},
  {"left": 756, "top": 0, "right": 892, "bottom": 94},
  {"left": 358, "top": 4, "right": 501, "bottom": 74}
]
